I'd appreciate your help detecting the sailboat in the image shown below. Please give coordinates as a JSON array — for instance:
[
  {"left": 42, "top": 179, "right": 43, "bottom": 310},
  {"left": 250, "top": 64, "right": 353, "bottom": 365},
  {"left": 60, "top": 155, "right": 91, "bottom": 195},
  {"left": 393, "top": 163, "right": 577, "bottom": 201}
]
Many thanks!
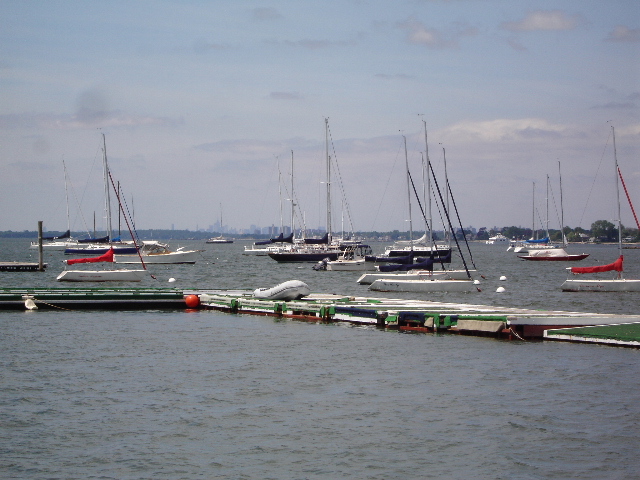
[
  {"left": 561, "top": 126, "right": 640, "bottom": 292},
  {"left": 268, "top": 118, "right": 344, "bottom": 262},
  {"left": 518, "top": 170, "right": 590, "bottom": 261},
  {"left": 206, "top": 204, "right": 234, "bottom": 243},
  {"left": 57, "top": 134, "right": 147, "bottom": 282},
  {"left": 367, "top": 127, "right": 478, "bottom": 293}
]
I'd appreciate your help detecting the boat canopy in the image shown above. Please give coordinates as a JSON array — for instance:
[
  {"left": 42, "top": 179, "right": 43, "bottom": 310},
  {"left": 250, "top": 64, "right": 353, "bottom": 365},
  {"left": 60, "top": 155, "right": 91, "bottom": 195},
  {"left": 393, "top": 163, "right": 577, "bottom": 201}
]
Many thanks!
[
  {"left": 570, "top": 255, "right": 623, "bottom": 274},
  {"left": 65, "top": 248, "right": 115, "bottom": 265},
  {"left": 524, "top": 237, "right": 549, "bottom": 244}
]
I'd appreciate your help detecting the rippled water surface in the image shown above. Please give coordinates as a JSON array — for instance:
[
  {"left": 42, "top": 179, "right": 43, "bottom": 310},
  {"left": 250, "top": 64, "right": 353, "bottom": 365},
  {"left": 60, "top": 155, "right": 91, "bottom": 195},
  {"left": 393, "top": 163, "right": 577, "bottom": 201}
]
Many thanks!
[{"left": 2, "top": 239, "right": 640, "bottom": 479}]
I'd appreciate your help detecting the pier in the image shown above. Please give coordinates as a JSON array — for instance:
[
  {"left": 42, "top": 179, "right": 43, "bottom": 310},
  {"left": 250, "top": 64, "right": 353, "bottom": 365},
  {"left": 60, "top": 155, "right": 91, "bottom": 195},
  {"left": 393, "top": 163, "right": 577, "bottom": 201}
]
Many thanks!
[
  {"left": 3, "top": 286, "right": 639, "bottom": 346},
  {"left": 0, "top": 262, "right": 48, "bottom": 272}
]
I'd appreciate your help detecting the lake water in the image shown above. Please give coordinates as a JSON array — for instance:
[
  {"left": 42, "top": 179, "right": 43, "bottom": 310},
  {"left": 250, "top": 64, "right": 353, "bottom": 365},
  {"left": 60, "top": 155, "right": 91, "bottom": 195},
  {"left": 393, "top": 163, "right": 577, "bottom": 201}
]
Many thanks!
[{"left": 2, "top": 238, "right": 640, "bottom": 479}]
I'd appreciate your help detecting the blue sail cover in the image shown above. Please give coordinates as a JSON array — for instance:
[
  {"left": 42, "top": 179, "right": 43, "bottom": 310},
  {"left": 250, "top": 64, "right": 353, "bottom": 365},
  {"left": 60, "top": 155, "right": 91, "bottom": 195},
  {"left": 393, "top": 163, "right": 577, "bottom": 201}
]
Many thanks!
[
  {"left": 304, "top": 232, "right": 329, "bottom": 245},
  {"left": 524, "top": 237, "right": 549, "bottom": 244},
  {"left": 43, "top": 229, "right": 70, "bottom": 240},
  {"left": 78, "top": 235, "right": 110, "bottom": 244},
  {"left": 377, "top": 251, "right": 452, "bottom": 272},
  {"left": 365, "top": 252, "right": 415, "bottom": 264},
  {"left": 255, "top": 232, "right": 295, "bottom": 245}
]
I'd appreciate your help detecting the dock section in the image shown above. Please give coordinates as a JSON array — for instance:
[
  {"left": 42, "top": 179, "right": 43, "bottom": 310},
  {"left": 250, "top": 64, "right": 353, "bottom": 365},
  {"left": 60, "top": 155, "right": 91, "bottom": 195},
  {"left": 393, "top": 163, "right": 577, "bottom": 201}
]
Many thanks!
[
  {"left": 544, "top": 323, "right": 640, "bottom": 347},
  {"left": 198, "top": 291, "right": 640, "bottom": 342},
  {"left": 0, "top": 287, "right": 187, "bottom": 310},
  {"left": 0, "top": 262, "right": 47, "bottom": 272}
]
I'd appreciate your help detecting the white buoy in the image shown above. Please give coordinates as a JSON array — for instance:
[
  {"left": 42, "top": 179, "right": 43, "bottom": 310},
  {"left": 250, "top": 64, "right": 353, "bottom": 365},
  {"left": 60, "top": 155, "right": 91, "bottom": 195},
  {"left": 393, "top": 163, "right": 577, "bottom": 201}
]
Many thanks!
[
  {"left": 499, "top": 275, "right": 507, "bottom": 281},
  {"left": 496, "top": 286, "right": 506, "bottom": 293},
  {"left": 168, "top": 277, "right": 176, "bottom": 283},
  {"left": 473, "top": 279, "right": 480, "bottom": 285}
]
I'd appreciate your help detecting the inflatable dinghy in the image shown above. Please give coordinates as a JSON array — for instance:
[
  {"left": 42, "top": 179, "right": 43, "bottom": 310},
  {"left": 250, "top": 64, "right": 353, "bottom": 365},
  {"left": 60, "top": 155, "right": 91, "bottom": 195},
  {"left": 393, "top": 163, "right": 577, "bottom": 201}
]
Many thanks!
[{"left": 253, "top": 280, "right": 311, "bottom": 300}]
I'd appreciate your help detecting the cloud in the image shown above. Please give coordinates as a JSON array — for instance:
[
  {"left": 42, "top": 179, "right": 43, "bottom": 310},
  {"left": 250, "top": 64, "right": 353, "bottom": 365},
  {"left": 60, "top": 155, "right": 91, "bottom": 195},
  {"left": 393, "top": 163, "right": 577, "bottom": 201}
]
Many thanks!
[
  {"left": 0, "top": 111, "right": 181, "bottom": 130},
  {"left": 606, "top": 25, "right": 640, "bottom": 43},
  {"left": 441, "top": 118, "right": 569, "bottom": 143},
  {"left": 374, "top": 73, "right": 414, "bottom": 81},
  {"left": 252, "top": 7, "right": 283, "bottom": 21},
  {"left": 269, "top": 91, "right": 302, "bottom": 100},
  {"left": 192, "top": 38, "right": 231, "bottom": 54},
  {"left": 501, "top": 10, "right": 583, "bottom": 32},
  {"left": 398, "top": 19, "right": 477, "bottom": 49},
  {"left": 274, "top": 38, "right": 356, "bottom": 49}
]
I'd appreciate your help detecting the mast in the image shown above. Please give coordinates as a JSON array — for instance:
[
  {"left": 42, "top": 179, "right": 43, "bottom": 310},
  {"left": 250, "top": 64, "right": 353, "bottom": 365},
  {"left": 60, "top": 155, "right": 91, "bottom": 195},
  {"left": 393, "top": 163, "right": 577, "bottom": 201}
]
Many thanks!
[
  {"left": 423, "top": 120, "right": 433, "bottom": 250},
  {"left": 62, "top": 158, "right": 71, "bottom": 235},
  {"left": 545, "top": 174, "right": 550, "bottom": 240},
  {"left": 325, "top": 118, "right": 332, "bottom": 243},
  {"left": 558, "top": 162, "right": 566, "bottom": 246},
  {"left": 404, "top": 135, "right": 413, "bottom": 246},
  {"left": 101, "top": 133, "right": 112, "bottom": 241},
  {"left": 532, "top": 182, "right": 536, "bottom": 239},
  {"left": 290, "top": 150, "right": 295, "bottom": 238},
  {"left": 443, "top": 147, "right": 450, "bottom": 246},
  {"left": 612, "top": 126, "right": 622, "bottom": 255}
]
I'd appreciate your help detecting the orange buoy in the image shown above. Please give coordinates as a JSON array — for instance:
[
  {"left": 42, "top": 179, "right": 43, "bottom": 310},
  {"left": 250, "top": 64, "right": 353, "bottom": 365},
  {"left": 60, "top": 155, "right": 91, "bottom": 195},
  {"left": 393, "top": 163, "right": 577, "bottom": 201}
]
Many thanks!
[{"left": 184, "top": 294, "right": 200, "bottom": 308}]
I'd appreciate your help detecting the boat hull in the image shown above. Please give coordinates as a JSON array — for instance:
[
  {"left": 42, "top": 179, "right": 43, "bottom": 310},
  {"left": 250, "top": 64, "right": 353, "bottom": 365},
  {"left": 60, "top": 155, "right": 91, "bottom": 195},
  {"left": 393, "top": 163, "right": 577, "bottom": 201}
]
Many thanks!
[
  {"left": 268, "top": 251, "right": 340, "bottom": 262},
  {"left": 357, "top": 269, "right": 475, "bottom": 285},
  {"left": 518, "top": 254, "right": 590, "bottom": 261},
  {"left": 113, "top": 250, "right": 200, "bottom": 264},
  {"left": 369, "top": 278, "right": 476, "bottom": 293},
  {"left": 561, "top": 279, "right": 640, "bottom": 292},
  {"left": 56, "top": 269, "right": 146, "bottom": 282},
  {"left": 326, "top": 260, "right": 376, "bottom": 271}
]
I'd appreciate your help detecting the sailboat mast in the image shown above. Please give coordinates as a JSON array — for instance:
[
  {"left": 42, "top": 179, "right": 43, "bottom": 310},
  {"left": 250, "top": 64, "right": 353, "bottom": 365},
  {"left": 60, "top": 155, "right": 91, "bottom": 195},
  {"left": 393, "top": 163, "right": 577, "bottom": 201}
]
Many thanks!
[
  {"left": 612, "top": 126, "right": 622, "bottom": 254},
  {"left": 443, "top": 147, "right": 450, "bottom": 246},
  {"left": 101, "top": 133, "right": 112, "bottom": 241},
  {"left": 558, "top": 162, "right": 565, "bottom": 246},
  {"left": 423, "top": 120, "right": 433, "bottom": 250},
  {"left": 62, "top": 158, "right": 71, "bottom": 235},
  {"left": 545, "top": 174, "right": 550, "bottom": 239},
  {"left": 404, "top": 135, "right": 413, "bottom": 245},
  {"left": 290, "top": 150, "right": 295, "bottom": 238},
  {"left": 325, "top": 118, "right": 332, "bottom": 243},
  {"left": 532, "top": 182, "right": 536, "bottom": 239}
]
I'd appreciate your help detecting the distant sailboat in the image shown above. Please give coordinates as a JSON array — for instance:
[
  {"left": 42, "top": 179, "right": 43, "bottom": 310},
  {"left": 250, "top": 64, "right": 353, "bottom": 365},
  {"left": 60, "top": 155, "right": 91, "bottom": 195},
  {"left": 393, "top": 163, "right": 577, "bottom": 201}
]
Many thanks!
[
  {"left": 57, "top": 134, "right": 146, "bottom": 282},
  {"left": 561, "top": 126, "right": 640, "bottom": 292}
]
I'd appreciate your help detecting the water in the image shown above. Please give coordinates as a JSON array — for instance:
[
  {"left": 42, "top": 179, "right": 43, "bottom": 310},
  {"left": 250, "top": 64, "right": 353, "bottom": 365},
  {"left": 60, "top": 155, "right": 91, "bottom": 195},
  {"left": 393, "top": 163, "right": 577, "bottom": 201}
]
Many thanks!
[{"left": 2, "top": 239, "right": 640, "bottom": 479}]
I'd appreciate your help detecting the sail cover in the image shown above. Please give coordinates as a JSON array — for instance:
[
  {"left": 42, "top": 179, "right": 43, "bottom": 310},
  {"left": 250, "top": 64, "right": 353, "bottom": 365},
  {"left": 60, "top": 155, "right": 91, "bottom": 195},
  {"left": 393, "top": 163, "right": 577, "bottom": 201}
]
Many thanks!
[
  {"left": 43, "top": 229, "right": 71, "bottom": 240},
  {"left": 65, "top": 248, "right": 115, "bottom": 265},
  {"left": 524, "top": 237, "right": 549, "bottom": 244},
  {"left": 570, "top": 255, "right": 623, "bottom": 274}
]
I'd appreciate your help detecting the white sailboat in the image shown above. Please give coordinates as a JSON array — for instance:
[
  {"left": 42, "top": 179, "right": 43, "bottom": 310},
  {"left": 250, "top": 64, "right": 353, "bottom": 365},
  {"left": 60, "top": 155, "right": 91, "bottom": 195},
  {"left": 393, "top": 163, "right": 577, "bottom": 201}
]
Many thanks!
[
  {"left": 362, "top": 122, "right": 477, "bottom": 291},
  {"left": 57, "top": 134, "right": 147, "bottom": 282},
  {"left": 561, "top": 126, "right": 640, "bottom": 292}
]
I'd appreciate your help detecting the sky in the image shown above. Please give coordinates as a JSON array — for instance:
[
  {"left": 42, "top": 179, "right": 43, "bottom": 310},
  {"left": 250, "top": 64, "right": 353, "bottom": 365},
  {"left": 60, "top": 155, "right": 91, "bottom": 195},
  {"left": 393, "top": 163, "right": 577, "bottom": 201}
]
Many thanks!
[{"left": 1, "top": 0, "right": 639, "bottom": 235}]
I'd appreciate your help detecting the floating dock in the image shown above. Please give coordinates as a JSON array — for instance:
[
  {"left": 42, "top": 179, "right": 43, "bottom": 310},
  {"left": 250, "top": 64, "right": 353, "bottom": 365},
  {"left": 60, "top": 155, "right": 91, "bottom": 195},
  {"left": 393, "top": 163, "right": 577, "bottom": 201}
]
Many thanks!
[
  {"left": 4, "top": 286, "right": 639, "bottom": 346},
  {"left": 0, "top": 262, "right": 47, "bottom": 272},
  {"left": 544, "top": 323, "right": 640, "bottom": 347},
  {"left": 0, "top": 287, "right": 187, "bottom": 310},
  {"left": 197, "top": 291, "right": 640, "bottom": 342}
]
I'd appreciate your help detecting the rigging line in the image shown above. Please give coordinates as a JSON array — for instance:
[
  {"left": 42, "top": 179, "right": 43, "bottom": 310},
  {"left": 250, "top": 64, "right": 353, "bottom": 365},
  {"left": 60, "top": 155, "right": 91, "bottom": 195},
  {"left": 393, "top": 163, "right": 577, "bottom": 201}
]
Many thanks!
[
  {"left": 370, "top": 140, "right": 403, "bottom": 232},
  {"left": 326, "top": 123, "right": 355, "bottom": 235},
  {"left": 619, "top": 167, "right": 640, "bottom": 230},
  {"left": 445, "top": 178, "right": 476, "bottom": 270},
  {"left": 407, "top": 170, "right": 431, "bottom": 234},
  {"left": 578, "top": 129, "right": 612, "bottom": 228},
  {"left": 429, "top": 162, "right": 472, "bottom": 279},
  {"left": 107, "top": 170, "right": 155, "bottom": 278}
]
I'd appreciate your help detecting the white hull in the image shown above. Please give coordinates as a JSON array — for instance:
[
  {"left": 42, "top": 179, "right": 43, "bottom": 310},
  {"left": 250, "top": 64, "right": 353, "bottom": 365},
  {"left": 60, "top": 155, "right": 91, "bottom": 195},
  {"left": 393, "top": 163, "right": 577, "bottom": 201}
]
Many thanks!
[
  {"left": 357, "top": 269, "right": 475, "bottom": 285},
  {"left": 113, "top": 250, "right": 200, "bottom": 264},
  {"left": 56, "top": 269, "right": 146, "bottom": 282},
  {"left": 30, "top": 241, "right": 79, "bottom": 250},
  {"left": 326, "top": 259, "right": 376, "bottom": 271},
  {"left": 561, "top": 279, "right": 640, "bottom": 292},
  {"left": 369, "top": 278, "right": 476, "bottom": 293}
]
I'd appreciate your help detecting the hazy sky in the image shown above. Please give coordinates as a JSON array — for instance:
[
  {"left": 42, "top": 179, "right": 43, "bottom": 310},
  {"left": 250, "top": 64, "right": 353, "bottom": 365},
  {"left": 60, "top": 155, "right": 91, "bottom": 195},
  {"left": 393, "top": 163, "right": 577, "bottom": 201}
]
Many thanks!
[{"left": 2, "top": 1, "right": 639, "bottom": 235}]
